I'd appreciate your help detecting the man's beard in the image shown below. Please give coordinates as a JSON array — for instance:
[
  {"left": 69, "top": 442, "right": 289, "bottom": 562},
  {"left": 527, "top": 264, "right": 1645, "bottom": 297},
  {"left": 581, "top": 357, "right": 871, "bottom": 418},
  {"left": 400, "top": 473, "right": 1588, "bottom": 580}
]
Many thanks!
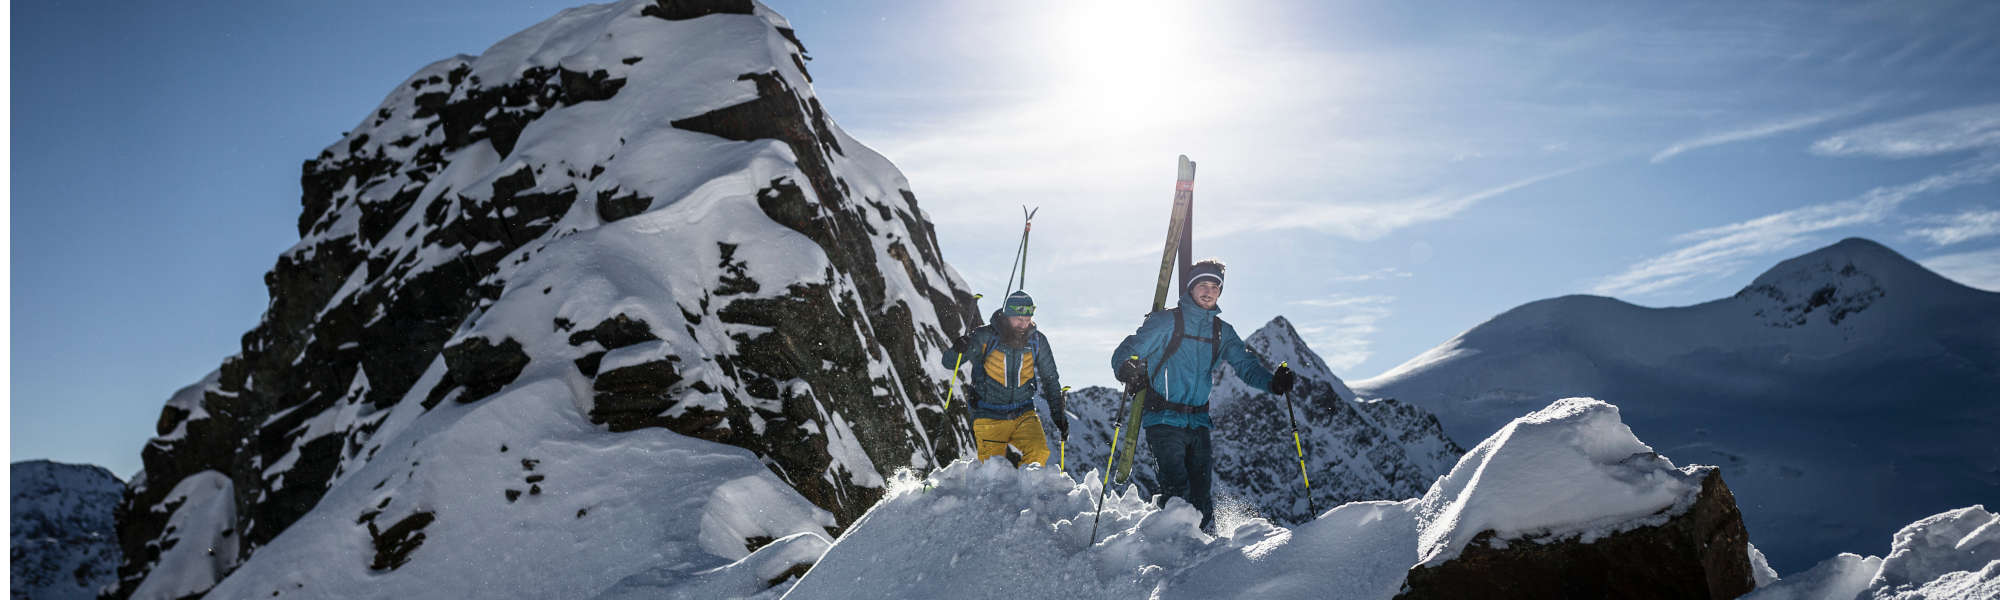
[{"left": 999, "top": 324, "right": 1031, "bottom": 347}]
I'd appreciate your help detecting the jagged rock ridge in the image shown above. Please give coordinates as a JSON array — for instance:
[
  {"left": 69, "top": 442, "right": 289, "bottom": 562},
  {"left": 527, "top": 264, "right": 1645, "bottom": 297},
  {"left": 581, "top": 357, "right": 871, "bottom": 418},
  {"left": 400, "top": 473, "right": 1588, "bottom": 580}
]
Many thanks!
[{"left": 116, "top": 2, "right": 979, "bottom": 598}]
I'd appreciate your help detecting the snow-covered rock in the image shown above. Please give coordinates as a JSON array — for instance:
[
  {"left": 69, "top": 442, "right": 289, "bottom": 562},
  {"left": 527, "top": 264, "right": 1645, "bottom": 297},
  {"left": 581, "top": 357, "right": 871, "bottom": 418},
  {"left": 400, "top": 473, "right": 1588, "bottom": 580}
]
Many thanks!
[
  {"left": 1399, "top": 398, "right": 1753, "bottom": 599},
  {"left": 1354, "top": 237, "right": 2000, "bottom": 571},
  {"left": 11, "top": 460, "right": 125, "bottom": 600},
  {"left": 1062, "top": 316, "right": 1461, "bottom": 526},
  {"left": 116, "top": 1, "right": 978, "bottom": 597},
  {"left": 790, "top": 398, "right": 1747, "bottom": 599},
  {"left": 1744, "top": 505, "right": 1999, "bottom": 600}
]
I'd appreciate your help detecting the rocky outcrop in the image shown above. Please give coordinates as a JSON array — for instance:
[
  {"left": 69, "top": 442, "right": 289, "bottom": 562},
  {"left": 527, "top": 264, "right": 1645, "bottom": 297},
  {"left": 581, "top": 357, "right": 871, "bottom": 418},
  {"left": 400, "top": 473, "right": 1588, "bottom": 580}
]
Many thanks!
[
  {"left": 1399, "top": 468, "right": 1754, "bottom": 600},
  {"left": 114, "top": 2, "right": 977, "bottom": 597}
]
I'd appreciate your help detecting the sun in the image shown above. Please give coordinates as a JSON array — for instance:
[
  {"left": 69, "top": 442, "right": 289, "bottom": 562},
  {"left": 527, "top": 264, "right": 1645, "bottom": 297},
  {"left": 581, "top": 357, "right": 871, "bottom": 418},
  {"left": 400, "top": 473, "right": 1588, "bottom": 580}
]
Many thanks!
[{"left": 1047, "top": 0, "right": 1203, "bottom": 129}]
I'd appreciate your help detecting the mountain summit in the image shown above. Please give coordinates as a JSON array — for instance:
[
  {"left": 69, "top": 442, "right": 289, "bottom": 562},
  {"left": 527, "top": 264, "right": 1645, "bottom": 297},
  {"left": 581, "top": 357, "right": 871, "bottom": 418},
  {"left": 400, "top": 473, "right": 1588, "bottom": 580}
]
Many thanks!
[
  {"left": 1354, "top": 237, "right": 2000, "bottom": 571},
  {"left": 114, "top": 2, "right": 979, "bottom": 598}
]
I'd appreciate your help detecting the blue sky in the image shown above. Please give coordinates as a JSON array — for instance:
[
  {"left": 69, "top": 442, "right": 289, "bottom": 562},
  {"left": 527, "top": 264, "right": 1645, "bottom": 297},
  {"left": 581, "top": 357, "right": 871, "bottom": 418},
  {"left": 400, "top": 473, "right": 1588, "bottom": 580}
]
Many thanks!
[{"left": 12, "top": 0, "right": 2000, "bottom": 477}]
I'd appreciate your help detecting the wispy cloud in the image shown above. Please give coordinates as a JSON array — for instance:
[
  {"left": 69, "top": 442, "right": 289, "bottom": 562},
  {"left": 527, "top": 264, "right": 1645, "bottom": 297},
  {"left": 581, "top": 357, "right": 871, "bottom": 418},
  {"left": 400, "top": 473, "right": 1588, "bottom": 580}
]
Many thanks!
[
  {"left": 1907, "top": 208, "right": 2000, "bottom": 246},
  {"left": 1287, "top": 294, "right": 1393, "bottom": 371},
  {"left": 1811, "top": 103, "right": 2000, "bottom": 158},
  {"left": 1920, "top": 248, "right": 2000, "bottom": 292},
  {"left": 1327, "top": 267, "right": 1414, "bottom": 283},
  {"left": 1203, "top": 165, "right": 1590, "bottom": 244},
  {"left": 1651, "top": 104, "right": 1873, "bottom": 163},
  {"left": 1593, "top": 154, "right": 2000, "bottom": 297}
]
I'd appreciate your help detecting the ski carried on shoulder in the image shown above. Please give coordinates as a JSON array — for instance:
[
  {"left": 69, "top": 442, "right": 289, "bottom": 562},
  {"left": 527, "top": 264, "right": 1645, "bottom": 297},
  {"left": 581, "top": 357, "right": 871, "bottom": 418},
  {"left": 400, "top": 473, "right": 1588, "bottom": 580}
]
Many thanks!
[{"left": 1109, "top": 155, "right": 1196, "bottom": 485}]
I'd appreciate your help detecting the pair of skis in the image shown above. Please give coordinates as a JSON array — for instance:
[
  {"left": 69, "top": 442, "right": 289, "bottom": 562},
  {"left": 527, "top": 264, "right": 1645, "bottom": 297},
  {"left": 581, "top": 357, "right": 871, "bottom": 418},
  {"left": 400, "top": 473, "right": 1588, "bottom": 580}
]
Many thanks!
[{"left": 1090, "top": 155, "right": 1197, "bottom": 543}]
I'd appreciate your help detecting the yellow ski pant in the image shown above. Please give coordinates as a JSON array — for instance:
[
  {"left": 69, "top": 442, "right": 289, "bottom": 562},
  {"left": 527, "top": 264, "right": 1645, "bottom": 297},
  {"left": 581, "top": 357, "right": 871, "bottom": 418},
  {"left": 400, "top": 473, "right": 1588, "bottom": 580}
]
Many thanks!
[{"left": 972, "top": 412, "right": 1050, "bottom": 467}]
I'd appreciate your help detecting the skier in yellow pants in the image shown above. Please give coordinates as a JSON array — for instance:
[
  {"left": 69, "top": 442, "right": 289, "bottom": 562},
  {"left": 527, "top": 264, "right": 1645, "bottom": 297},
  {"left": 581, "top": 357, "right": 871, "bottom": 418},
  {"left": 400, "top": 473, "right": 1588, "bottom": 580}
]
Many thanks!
[{"left": 943, "top": 291, "right": 1069, "bottom": 466}]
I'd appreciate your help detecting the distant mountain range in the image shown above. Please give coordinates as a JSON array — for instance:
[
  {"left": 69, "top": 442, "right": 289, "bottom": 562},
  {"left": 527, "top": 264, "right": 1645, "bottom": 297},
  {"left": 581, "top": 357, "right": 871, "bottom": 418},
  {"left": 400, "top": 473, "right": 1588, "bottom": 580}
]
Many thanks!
[
  {"left": 12, "top": 460, "right": 124, "bottom": 600},
  {"left": 1354, "top": 237, "right": 2000, "bottom": 571}
]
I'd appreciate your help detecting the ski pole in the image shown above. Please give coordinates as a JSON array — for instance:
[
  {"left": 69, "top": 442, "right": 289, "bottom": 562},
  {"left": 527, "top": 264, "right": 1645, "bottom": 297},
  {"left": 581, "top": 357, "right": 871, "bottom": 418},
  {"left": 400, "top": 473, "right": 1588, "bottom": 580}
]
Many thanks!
[
  {"left": 943, "top": 352, "right": 967, "bottom": 412},
  {"left": 1057, "top": 386, "right": 1071, "bottom": 471},
  {"left": 1278, "top": 362, "right": 1315, "bottom": 516},
  {"left": 1018, "top": 206, "right": 1036, "bottom": 290},
  {"left": 1091, "top": 377, "right": 1138, "bottom": 545},
  {"left": 1003, "top": 207, "right": 1036, "bottom": 295},
  {"left": 942, "top": 294, "right": 982, "bottom": 413}
]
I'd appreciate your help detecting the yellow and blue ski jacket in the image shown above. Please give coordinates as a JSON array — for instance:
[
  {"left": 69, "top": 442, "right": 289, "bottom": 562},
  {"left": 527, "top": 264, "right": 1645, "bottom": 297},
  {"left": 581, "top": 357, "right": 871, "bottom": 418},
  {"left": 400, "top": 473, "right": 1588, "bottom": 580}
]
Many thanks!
[
  {"left": 1110, "top": 291, "right": 1275, "bottom": 429},
  {"left": 942, "top": 321, "right": 1063, "bottom": 420}
]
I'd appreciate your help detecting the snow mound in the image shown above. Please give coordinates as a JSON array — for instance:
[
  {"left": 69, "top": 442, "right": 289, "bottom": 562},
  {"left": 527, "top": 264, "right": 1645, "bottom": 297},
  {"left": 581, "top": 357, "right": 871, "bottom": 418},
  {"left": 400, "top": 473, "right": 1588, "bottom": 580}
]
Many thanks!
[
  {"left": 1745, "top": 505, "right": 1999, "bottom": 600},
  {"left": 1415, "top": 397, "right": 1706, "bottom": 566},
  {"left": 786, "top": 459, "right": 1190, "bottom": 599},
  {"left": 793, "top": 398, "right": 1721, "bottom": 599}
]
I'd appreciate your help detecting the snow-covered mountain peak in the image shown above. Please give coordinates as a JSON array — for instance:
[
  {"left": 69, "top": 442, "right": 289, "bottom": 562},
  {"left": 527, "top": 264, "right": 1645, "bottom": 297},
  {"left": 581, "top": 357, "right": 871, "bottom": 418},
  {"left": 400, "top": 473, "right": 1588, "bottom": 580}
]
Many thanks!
[
  {"left": 13, "top": 460, "right": 125, "bottom": 600},
  {"left": 1353, "top": 237, "right": 2000, "bottom": 572},
  {"left": 1732, "top": 237, "right": 1992, "bottom": 329},
  {"left": 1242, "top": 316, "right": 1356, "bottom": 402}
]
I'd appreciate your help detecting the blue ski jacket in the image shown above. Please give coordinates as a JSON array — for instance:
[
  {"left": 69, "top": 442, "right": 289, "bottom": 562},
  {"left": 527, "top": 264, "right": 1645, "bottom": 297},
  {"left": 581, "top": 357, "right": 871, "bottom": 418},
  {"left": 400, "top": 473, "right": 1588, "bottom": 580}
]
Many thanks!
[
  {"left": 941, "top": 319, "right": 1063, "bottom": 421},
  {"left": 1110, "top": 291, "right": 1275, "bottom": 429}
]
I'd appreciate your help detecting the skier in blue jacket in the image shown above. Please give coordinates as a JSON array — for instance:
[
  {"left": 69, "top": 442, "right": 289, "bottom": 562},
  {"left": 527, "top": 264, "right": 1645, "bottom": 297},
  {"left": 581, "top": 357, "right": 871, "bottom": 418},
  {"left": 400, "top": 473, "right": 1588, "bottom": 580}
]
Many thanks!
[{"left": 1111, "top": 259, "right": 1298, "bottom": 530}]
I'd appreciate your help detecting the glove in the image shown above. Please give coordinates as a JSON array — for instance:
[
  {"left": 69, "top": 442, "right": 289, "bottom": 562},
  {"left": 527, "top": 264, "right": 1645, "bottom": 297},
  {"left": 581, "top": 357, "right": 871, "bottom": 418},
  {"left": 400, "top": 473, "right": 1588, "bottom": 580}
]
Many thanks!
[
  {"left": 950, "top": 335, "right": 971, "bottom": 358},
  {"left": 1270, "top": 365, "right": 1298, "bottom": 395},
  {"left": 1050, "top": 390, "right": 1070, "bottom": 438},
  {"left": 1116, "top": 357, "right": 1149, "bottom": 385}
]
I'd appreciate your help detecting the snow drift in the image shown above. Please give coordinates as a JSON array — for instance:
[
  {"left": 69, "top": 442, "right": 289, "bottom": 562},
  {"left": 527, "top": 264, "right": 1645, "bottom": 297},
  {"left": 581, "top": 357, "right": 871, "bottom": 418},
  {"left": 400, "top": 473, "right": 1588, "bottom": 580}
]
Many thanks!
[
  {"left": 791, "top": 398, "right": 1745, "bottom": 599},
  {"left": 1746, "top": 505, "right": 1999, "bottom": 600}
]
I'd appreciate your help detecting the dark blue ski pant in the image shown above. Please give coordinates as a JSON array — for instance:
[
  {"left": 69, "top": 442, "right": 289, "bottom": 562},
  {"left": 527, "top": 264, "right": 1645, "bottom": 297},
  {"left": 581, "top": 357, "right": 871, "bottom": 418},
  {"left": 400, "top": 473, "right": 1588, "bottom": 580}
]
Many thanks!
[{"left": 1146, "top": 424, "right": 1213, "bottom": 530}]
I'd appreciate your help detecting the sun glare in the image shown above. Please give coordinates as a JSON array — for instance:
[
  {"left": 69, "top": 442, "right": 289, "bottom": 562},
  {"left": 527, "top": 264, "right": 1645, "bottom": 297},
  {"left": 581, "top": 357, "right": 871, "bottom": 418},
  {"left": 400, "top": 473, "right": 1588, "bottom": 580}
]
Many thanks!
[{"left": 1048, "top": 0, "right": 1203, "bottom": 129}]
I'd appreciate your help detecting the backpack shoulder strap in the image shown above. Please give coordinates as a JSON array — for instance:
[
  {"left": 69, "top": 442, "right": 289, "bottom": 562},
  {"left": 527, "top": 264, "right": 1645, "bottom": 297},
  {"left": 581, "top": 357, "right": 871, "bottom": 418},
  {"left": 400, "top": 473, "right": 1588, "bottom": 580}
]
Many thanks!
[
  {"left": 1210, "top": 317, "right": 1222, "bottom": 369},
  {"left": 1158, "top": 307, "right": 1188, "bottom": 367}
]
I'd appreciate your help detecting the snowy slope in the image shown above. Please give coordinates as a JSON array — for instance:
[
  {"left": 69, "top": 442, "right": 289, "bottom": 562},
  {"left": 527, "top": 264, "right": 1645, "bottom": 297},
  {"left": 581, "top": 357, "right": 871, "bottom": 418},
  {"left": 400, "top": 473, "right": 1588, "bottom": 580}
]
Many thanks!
[
  {"left": 117, "top": 2, "right": 979, "bottom": 598},
  {"left": 787, "top": 398, "right": 1746, "bottom": 599},
  {"left": 11, "top": 460, "right": 125, "bottom": 600},
  {"left": 1061, "top": 316, "right": 1461, "bottom": 526},
  {"left": 1745, "top": 505, "right": 1999, "bottom": 600},
  {"left": 1353, "top": 238, "right": 2000, "bottom": 572}
]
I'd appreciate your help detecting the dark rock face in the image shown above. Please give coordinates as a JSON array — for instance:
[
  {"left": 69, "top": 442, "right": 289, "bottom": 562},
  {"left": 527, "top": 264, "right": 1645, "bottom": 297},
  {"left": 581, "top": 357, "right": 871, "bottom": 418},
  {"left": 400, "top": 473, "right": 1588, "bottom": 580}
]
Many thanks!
[
  {"left": 114, "top": 4, "right": 975, "bottom": 597},
  {"left": 116, "top": 53, "right": 602, "bottom": 597},
  {"left": 1398, "top": 469, "right": 1754, "bottom": 600}
]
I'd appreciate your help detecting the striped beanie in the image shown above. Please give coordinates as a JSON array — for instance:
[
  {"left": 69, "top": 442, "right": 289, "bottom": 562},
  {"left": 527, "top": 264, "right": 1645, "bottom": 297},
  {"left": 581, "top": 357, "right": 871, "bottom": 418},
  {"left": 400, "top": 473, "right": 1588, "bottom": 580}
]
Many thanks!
[{"left": 1187, "top": 259, "right": 1226, "bottom": 292}]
